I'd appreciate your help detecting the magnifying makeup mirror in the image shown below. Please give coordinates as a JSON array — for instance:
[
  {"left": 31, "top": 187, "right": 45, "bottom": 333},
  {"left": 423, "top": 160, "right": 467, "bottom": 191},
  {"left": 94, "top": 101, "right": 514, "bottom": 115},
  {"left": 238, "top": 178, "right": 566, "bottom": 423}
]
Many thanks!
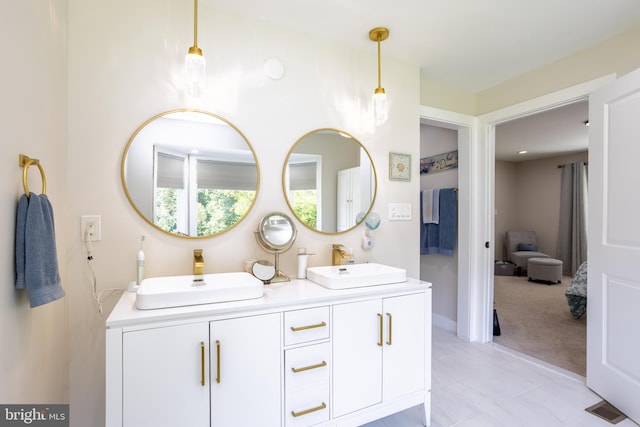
[{"left": 254, "top": 212, "right": 297, "bottom": 283}]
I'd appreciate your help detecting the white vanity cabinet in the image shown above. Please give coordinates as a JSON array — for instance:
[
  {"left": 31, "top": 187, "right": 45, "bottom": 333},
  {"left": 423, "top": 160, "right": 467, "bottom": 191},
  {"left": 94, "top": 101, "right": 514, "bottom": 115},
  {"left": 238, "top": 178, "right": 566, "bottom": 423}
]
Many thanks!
[
  {"left": 121, "top": 322, "right": 210, "bottom": 427},
  {"left": 106, "top": 279, "right": 431, "bottom": 427},
  {"left": 112, "top": 314, "right": 281, "bottom": 427},
  {"left": 332, "top": 293, "right": 427, "bottom": 419}
]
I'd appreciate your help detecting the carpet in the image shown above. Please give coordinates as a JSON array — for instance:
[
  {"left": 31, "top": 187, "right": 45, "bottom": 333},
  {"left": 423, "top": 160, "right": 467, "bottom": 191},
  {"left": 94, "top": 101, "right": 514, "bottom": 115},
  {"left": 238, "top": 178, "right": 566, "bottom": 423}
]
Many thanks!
[{"left": 493, "top": 274, "right": 586, "bottom": 376}]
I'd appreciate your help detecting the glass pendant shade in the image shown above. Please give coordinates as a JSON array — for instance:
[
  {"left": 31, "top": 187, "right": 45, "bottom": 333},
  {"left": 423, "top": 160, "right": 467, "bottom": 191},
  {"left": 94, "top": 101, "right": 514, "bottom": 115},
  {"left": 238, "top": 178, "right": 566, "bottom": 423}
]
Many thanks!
[
  {"left": 373, "top": 89, "right": 388, "bottom": 126},
  {"left": 185, "top": 49, "right": 205, "bottom": 98},
  {"left": 369, "top": 27, "right": 389, "bottom": 126}
]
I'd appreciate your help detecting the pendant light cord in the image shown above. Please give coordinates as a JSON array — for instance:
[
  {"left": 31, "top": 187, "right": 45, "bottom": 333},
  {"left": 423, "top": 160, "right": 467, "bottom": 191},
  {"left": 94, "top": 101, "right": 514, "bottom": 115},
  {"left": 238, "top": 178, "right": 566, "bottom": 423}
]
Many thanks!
[{"left": 193, "top": 0, "right": 199, "bottom": 48}]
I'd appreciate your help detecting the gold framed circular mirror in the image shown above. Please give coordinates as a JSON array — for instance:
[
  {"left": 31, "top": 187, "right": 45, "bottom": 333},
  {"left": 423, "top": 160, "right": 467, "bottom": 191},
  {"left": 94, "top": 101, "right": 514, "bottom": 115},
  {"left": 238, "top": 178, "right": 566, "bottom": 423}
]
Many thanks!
[
  {"left": 121, "top": 109, "right": 260, "bottom": 238},
  {"left": 282, "top": 128, "right": 377, "bottom": 233}
]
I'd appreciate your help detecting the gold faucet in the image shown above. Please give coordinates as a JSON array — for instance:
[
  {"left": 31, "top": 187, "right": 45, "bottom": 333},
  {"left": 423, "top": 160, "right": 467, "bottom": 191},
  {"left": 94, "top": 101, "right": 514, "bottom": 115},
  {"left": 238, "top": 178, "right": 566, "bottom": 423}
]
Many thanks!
[
  {"left": 332, "top": 244, "right": 351, "bottom": 266},
  {"left": 193, "top": 249, "right": 204, "bottom": 275}
]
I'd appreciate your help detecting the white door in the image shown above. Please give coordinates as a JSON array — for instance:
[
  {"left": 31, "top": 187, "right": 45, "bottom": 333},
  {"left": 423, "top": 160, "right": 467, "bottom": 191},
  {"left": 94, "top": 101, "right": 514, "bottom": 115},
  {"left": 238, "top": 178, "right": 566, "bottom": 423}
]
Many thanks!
[{"left": 588, "top": 67, "right": 640, "bottom": 424}]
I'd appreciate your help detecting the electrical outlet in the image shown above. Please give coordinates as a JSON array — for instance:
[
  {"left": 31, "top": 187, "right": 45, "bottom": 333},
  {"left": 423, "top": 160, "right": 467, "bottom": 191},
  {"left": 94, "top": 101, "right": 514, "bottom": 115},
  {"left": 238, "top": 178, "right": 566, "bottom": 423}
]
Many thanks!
[{"left": 81, "top": 215, "right": 102, "bottom": 241}]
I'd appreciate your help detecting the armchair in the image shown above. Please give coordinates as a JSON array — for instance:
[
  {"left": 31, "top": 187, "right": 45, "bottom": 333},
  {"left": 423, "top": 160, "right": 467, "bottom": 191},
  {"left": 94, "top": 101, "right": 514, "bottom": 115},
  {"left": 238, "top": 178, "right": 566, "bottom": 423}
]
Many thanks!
[{"left": 504, "top": 231, "right": 550, "bottom": 275}]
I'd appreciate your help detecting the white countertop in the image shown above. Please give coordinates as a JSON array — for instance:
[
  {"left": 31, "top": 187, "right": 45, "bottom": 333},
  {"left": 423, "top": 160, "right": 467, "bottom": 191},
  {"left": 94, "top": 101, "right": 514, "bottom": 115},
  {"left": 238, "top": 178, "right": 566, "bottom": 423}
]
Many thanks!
[{"left": 106, "top": 277, "right": 431, "bottom": 329}]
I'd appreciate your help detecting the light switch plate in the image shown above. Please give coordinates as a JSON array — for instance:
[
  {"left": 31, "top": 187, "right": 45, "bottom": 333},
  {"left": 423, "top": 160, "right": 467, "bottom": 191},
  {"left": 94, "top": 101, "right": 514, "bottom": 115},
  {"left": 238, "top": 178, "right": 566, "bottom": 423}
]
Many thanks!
[{"left": 389, "top": 203, "right": 412, "bottom": 221}]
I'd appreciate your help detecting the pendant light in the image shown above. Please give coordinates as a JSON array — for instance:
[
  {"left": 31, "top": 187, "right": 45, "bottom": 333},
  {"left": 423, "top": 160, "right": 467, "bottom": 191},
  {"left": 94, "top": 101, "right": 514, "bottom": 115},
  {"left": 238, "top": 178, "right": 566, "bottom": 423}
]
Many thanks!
[
  {"left": 185, "top": 0, "right": 205, "bottom": 98},
  {"left": 369, "top": 27, "right": 389, "bottom": 126}
]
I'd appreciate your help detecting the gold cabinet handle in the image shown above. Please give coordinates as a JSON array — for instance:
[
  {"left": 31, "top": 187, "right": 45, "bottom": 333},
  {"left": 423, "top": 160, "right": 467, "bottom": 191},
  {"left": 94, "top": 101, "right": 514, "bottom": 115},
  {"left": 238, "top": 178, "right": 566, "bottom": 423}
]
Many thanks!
[
  {"left": 200, "top": 341, "right": 205, "bottom": 386},
  {"left": 290, "top": 321, "right": 326, "bottom": 332},
  {"left": 215, "top": 340, "right": 221, "bottom": 384},
  {"left": 377, "top": 313, "right": 383, "bottom": 346},
  {"left": 386, "top": 313, "right": 393, "bottom": 346},
  {"left": 291, "top": 402, "right": 327, "bottom": 418},
  {"left": 291, "top": 361, "right": 327, "bottom": 373}
]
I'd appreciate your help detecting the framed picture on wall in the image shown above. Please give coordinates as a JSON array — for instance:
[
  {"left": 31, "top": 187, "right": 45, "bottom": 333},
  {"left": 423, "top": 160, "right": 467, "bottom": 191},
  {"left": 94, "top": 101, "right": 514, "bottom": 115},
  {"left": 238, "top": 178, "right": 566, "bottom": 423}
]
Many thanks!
[
  {"left": 389, "top": 152, "right": 411, "bottom": 181},
  {"left": 420, "top": 149, "right": 458, "bottom": 175}
]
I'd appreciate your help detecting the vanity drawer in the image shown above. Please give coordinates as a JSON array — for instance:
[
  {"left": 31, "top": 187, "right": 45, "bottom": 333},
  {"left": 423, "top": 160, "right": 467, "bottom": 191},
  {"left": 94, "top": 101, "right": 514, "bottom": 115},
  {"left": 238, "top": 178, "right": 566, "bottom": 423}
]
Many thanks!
[
  {"left": 285, "top": 343, "right": 330, "bottom": 426},
  {"left": 284, "top": 306, "right": 330, "bottom": 346},
  {"left": 285, "top": 383, "right": 330, "bottom": 427},
  {"left": 285, "top": 342, "right": 331, "bottom": 389}
]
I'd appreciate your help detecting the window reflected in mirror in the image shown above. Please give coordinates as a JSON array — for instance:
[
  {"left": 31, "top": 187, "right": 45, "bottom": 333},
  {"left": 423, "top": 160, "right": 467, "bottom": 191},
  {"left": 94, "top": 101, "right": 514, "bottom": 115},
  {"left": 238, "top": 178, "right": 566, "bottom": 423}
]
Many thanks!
[
  {"left": 122, "top": 110, "right": 259, "bottom": 238},
  {"left": 283, "top": 129, "right": 376, "bottom": 234}
]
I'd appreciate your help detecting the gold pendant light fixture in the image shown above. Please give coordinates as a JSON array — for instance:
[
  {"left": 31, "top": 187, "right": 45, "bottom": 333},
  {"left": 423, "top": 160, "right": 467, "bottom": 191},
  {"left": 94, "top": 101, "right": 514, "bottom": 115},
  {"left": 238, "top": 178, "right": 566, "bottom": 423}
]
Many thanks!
[
  {"left": 369, "top": 27, "right": 389, "bottom": 126},
  {"left": 185, "top": 0, "right": 205, "bottom": 98}
]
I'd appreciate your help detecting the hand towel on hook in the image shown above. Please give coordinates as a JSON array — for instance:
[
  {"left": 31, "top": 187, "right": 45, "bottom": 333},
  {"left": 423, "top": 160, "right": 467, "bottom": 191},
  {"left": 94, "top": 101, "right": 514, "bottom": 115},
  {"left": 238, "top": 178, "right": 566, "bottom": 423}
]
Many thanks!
[{"left": 15, "top": 193, "right": 65, "bottom": 308}]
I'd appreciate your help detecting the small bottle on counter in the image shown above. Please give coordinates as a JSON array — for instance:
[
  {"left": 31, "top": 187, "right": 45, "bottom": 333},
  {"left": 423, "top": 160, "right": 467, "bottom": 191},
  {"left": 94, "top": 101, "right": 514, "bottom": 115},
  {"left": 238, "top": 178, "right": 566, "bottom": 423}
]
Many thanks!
[
  {"left": 297, "top": 248, "right": 314, "bottom": 279},
  {"left": 136, "top": 235, "right": 145, "bottom": 286}
]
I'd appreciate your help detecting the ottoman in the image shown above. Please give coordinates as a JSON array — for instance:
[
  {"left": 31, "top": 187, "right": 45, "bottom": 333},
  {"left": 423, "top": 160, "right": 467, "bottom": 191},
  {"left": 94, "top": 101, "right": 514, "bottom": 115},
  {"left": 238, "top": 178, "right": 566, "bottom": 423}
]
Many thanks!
[{"left": 528, "top": 257, "right": 563, "bottom": 284}]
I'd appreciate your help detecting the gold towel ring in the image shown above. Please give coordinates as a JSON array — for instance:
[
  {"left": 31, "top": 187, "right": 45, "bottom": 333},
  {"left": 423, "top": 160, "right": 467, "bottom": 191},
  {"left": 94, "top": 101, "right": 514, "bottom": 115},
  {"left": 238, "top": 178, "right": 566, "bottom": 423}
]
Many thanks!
[{"left": 19, "top": 154, "right": 47, "bottom": 198}]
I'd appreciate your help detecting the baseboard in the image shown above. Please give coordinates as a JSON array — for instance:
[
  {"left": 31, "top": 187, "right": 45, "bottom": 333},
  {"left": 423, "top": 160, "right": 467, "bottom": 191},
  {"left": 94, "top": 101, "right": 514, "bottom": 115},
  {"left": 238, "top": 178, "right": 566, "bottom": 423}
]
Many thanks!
[{"left": 432, "top": 313, "right": 456, "bottom": 333}]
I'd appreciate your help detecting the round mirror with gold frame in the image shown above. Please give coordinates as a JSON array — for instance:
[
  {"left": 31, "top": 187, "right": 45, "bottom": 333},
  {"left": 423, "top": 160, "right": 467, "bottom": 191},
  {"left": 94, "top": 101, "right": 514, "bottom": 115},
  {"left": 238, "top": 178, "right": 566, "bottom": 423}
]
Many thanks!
[
  {"left": 121, "top": 109, "right": 260, "bottom": 238},
  {"left": 283, "top": 128, "right": 377, "bottom": 233}
]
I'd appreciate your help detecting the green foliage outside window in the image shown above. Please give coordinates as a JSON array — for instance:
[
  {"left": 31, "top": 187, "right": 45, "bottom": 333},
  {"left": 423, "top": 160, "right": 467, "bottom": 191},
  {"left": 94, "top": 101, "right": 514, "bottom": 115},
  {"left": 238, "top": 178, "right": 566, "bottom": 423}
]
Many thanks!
[
  {"left": 196, "top": 189, "right": 255, "bottom": 236},
  {"left": 291, "top": 190, "right": 317, "bottom": 229},
  {"left": 155, "top": 188, "right": 178, "bottom": 233},
  {"left": 155, "top": 188, "right": 255, "bottom": 236}
]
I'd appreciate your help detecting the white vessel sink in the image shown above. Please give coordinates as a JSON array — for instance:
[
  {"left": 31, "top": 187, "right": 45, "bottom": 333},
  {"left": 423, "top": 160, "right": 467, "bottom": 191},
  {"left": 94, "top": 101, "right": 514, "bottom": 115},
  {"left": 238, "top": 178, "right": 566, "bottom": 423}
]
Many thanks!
[
  {"left": 306, "top": 263, "right": 407, "bottom": 289},
  {"left": 136, "top": 272, "right": 264, "bottom": 309}
]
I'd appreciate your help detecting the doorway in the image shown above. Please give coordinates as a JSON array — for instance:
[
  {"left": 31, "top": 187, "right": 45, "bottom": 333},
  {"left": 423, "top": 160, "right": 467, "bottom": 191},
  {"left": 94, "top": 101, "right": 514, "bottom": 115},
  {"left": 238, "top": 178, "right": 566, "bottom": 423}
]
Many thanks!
[
  {"left": 492, "top": 101, "right": 589, "bottom": 375},
  {"left": 419, "top": 75, "right": 615, "bottom": 347}
]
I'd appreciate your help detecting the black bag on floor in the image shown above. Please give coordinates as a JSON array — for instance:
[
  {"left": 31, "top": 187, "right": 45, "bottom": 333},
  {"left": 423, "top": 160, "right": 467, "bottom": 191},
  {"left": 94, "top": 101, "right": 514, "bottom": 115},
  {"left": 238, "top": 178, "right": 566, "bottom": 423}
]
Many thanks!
[{"left": 493, "top": 309, "right": 501, "bottom": 336}]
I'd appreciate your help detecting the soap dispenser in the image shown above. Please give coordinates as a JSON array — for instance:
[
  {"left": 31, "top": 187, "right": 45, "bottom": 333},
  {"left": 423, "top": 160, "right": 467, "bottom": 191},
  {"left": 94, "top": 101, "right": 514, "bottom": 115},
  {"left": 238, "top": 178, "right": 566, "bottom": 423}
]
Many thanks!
[{"left": 297, "top": 248, "right": 314, "bottom": 279}]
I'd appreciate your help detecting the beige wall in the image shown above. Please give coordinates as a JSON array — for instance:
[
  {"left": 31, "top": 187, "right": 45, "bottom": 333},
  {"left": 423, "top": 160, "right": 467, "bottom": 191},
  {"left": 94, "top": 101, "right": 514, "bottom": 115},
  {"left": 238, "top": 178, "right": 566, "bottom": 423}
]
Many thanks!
[
  {"left": 419, "top": 124, "right": 458, "bottom": 324},
  {"left": 495, "top": 152, "right": 589, "bottom": 261},
  {"left": 0, "top": 1, "right": 69, "bottom": 404},
  {"left": 494, "top": 161, "right": 518, "bottom": 260}
]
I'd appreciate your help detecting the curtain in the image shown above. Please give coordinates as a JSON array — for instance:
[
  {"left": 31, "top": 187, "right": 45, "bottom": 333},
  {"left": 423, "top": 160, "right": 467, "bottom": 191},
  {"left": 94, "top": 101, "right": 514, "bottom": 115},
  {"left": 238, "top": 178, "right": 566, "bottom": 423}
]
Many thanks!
[{"left": 556, "top": 162, "right": 588, "bottom": 275}]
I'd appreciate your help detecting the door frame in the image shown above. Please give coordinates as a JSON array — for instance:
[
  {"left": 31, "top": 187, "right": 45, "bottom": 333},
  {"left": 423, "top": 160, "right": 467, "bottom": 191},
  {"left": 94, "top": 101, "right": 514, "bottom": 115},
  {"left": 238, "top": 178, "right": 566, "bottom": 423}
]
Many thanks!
[
  {"left": 419, "top": 107, "right": 480, "bottom": 341},
  {"left": 420, "top": 74, "right": 615, "bottom": 343},
  {"left": 478, "top": 74, "right": 615, "bottom": 342}
]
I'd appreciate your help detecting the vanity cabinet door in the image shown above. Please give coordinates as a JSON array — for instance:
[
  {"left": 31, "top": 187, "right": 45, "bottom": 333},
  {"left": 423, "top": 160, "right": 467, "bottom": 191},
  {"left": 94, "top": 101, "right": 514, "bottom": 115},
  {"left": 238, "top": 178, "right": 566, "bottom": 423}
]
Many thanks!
[
  {"left": 122, "top": 322, "right": 210, "bottom": 427},
  {"left": 382, "top": 293, "right": 426, "bottom": 401},
  {"left": 332, "top": 293, "right": 427, "bottom": 418},
  {"left": 210, "top": 313, "right": 281, "bottom": 427},
  {"left": 332, "top": 299, "right": 383, "bottom": 417}
]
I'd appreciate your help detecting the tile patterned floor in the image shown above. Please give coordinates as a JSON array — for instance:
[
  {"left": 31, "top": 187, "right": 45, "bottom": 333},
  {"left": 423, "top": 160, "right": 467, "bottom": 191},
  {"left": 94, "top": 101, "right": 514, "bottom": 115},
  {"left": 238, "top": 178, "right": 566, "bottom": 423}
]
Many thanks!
[{"left": 362, "top": 327, "right": 639, "bottom": 427}]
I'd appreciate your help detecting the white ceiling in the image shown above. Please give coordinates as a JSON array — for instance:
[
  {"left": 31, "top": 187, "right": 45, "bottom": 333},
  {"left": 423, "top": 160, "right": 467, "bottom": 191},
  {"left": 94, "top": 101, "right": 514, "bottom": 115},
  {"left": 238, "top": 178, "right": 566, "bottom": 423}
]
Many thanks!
[
  {"left": 208, "top": 0, "right": 640, "bottom": 92},
  {"left": 495, "top": 101, "right": 589, "bottom": 162},
  {"left": 207, "top": 1, "right": 636, "bottom": 161}
]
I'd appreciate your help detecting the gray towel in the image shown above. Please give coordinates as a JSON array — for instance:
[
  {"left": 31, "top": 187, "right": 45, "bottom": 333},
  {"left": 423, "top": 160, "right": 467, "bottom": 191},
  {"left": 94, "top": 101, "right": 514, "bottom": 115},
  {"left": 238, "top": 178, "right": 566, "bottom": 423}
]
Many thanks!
[
  {"left": 15, "top": 193, "right": 65, "bottom": 308},
  {"left": 420, "top": 188, "right": 457, "bottom": 256}
]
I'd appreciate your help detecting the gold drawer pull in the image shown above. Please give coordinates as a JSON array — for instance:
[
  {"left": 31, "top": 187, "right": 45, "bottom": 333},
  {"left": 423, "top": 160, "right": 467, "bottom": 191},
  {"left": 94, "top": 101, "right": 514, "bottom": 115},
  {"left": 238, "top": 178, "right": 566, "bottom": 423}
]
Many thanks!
[
  {"left": 291, "top": 361, "right": 327, "bottom": 373},
  {"left": 377, "top": 313, "right": 383, "bottom": 346},
  {"left": 290, "top": 321, "right": 326, "bottom": 332},
  {"left": 291, "top": 402, "right": 327, "bottom": 418},
  {"left": 215, "top": 340, "right": 221, "bottom": 384},
  {"left": 200, "top": 341, "right": 205, "bottom": 386}
]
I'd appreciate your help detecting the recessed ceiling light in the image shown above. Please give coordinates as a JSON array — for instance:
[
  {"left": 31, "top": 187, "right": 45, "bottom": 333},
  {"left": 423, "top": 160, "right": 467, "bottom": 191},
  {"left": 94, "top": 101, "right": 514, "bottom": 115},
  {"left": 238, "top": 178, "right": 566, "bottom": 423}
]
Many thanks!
[{"left": 518, "top": 150, "right": 527, "bottom": 155}]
